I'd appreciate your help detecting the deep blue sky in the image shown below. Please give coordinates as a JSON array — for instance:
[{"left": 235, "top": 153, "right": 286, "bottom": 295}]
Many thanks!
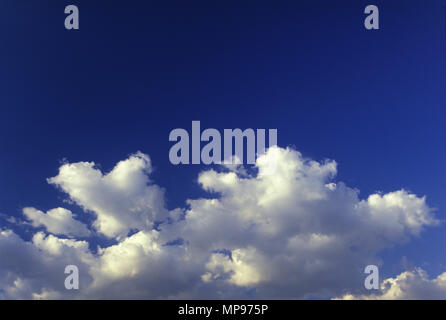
[{"left": 0, "top": 0, "right": 446, "bottom": 279}]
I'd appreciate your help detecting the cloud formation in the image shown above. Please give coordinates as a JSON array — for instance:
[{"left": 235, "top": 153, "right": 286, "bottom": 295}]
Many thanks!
[
  {"left": 0, "top": 147, "right": 441, "bottom": 299},
  {"left": 338, "top": 268, "right": 446, "bottom": 300},
  {"left": 23, "top": 207, "right": 90, "bottom": 238},
  {"left": 47, "top": 152, "right": 168, "bottom": 239}
]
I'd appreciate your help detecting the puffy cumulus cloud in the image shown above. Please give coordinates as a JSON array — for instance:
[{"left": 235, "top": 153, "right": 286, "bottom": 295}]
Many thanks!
[
  {"left": 160, "top": 147, "right": 438, "bottom": 298},
  {"left": 202, "top": 248, "right": 265, "bottom": 287},
  {"left": 47, "top": 152, "right": 168, "bottom": 239},
  {"left": 0, "top": 228, "right": 198, "bottom": 300},
  {"left": 96, "top": 230, "right": 162, "bottom": 280},
  {"left": 23, "top": 207, "right": 90, "bottom": 238},
  {"left": 32, "top": 232, "right": 90, "bottom": 256},
  {"left": 84, "top": 230, "right": 204, "bottom": 299},
  {"left": 0, "top": 147, "right": 440, "bottom": 299},
  {"left": 338, "top": 268, "right": 446, "bottom": 300},
  {"left": 0, "top": 229, "right": 93, "bottom": 299}
]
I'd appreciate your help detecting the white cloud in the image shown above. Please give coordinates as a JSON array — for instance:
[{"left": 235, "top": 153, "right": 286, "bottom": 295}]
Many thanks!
[
  {"left": 47, "top": 152, "right": 168, "bottom": 239},
  {"left": 0, "top": 229, "right": 93, "bottom": 299},
  {"left": 0, "top": 147, "right": 441, "bottom": 299},
  {"left": 23, "top": 207, "right": 90, "bottom": 238},
  {"left": 203, "top": 248, "right": 265, "bottom": 287},
  {"left": 159, "top": 147, "right": 438, "bottom": 298},
  {"left": 338, "top": 268, "right": 446, "bottom": 300},
  {"left": 32, "top": 231, "right": 90, "bottom": 256}
]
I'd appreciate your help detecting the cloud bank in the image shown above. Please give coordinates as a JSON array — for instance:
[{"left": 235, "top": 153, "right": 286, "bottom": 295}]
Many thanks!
[
  {"left": 0, "top": 147, "right": 441, "bottom": 299},
  {"left": 338, "top": 268, "right": 446, "bottom": 300},
  {"left": 23, "top": 207, "right": 90, "bottom": 238}
]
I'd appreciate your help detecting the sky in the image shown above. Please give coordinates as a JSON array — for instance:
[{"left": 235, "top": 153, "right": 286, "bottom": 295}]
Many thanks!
[{"left": 0, "top": 0, "right": 446, "bottom": 299}]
